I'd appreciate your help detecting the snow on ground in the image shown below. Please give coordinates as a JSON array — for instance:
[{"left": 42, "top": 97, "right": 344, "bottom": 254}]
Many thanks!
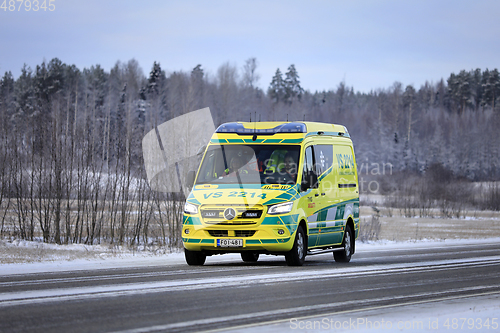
[
  {"left": 1, "top": 237, "right": 500, "bottom": 276},
  {"left": 0, "top": 239, "right": 186, "bottom": 275}
]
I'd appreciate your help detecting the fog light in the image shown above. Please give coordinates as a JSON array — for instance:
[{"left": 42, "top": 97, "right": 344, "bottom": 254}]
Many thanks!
[
  {"left": 184, "top": 229, "right": 190, "bottom": 235},
  {"left": 278, "top": 229, "right": 285, "bottom": 235}
]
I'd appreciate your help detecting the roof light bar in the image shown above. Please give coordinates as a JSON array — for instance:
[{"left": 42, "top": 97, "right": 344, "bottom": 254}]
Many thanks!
[{"left": 216, "top": 122, "right": 307, "bottom": 135}]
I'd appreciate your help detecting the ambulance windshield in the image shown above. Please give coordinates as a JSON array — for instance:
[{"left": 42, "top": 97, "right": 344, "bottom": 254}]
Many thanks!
[{"left": 196, "top": 145, "right": 300, "bottom": 185}]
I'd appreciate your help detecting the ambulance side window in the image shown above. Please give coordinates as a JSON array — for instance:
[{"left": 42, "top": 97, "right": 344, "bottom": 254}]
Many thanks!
[
  {"left": 301, "top": 146, "right": 318, "bottom": 190},
  {"left": 312, "top": 145, "right": 333, "bottom": 176},
  {"left": 303, "top": 146, "right": 313, "bottom": 175}
]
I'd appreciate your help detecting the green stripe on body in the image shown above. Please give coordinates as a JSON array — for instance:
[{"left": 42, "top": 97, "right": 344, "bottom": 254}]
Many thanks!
[{"left": 183, "top": 216, "right": 202, "bottom": 225}]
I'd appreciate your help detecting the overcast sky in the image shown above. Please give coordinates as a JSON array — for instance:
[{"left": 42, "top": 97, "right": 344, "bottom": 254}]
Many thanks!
[{"left": 1, "top": 0, "right": 499, "bottom": 93}]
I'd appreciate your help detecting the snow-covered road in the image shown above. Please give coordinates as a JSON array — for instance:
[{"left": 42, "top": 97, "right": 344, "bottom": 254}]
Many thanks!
[{"left": 1, "top": 238, "right": 499, "bottom": 332}]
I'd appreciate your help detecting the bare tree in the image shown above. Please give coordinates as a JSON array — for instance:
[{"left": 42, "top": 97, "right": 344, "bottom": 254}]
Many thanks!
[{"left": 242, "top": 57, "right": 260, "bottom": 88}]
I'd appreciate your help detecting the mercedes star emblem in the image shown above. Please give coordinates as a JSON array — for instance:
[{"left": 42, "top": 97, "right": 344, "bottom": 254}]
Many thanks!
[{"left": 223, "top": 207, "right": 236, "bottom": 220}]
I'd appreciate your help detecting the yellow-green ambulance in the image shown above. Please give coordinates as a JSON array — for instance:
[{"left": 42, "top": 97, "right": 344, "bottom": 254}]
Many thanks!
[{"left": 183, "top": 121, "right": 359, "bottom": 266}]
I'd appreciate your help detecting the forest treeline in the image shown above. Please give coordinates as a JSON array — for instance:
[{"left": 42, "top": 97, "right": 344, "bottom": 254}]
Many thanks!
[{"left": 0, "top": 58, "right": 499, "bottom": 246}]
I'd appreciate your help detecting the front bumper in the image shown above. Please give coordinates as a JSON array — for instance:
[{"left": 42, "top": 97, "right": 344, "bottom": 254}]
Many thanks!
[{"left": 182, "top": 212, "right": 299, "bottom": 253}]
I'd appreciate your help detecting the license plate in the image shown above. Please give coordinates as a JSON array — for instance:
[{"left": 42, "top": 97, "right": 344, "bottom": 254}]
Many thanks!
[{"left": 217, "top": 239, "right": 243, "bottom": 247}]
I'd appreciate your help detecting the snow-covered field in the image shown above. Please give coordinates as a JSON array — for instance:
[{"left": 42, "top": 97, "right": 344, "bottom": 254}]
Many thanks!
[
  {"left": 0, "top": 238, "right": 185, "bottom": 274},
  {"left": 358, "top": 205, "right": 500, "bottom": 242},
  {"left": 0, "top": 237, "right": 498, "bottom": 275}
]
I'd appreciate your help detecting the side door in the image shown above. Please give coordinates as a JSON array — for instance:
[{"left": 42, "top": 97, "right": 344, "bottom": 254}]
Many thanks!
[
  {"left": 299, "top": 145, "right": 322, "bottom": 247},
  {"left": 312, "top": 144, "right": 344, "bottom": 247}
]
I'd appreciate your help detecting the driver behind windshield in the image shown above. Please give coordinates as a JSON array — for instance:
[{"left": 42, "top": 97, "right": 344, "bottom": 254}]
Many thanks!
[
  {"left": 224, "top": 156, "right": 247, "bottom": 175},
  {"left": 280, "top": 152, "right": 298, "bottom": 182}
]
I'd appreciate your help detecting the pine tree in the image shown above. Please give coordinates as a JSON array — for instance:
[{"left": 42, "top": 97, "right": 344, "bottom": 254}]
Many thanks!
[
  {"left": 190, "top": 64, "right": 205, "bottom": 112},
  {"left": 417, "top": 81, "right": 433, "bottom": 112},
  {"left": 1, "top": 71, "right": 15, "bottom": 122},
  {"left": 457, "top": 70, "right": 472, "bottom": 113},
  {"left": 1, "top": 71, "right": 15, "bottom": 98},
  {"left": 403, "top": 85, "right": 417, "bottom": 144},
  {"left": 191, "top": 64, "right": 203, "bottom": 82},
  {"left": 483, "top": 68, "right": 500, "bottom": 110},
  {"left": 47, "top": 58, "right": 65, "bottom": 97},
  {"left": 148, "top": 61, "right": 163, "bottom": 96},
  {"left": 493, "top": 69, "right": 500, "bottom": 111},
  {"left": 447, "top": 70, "right": 472, "bottom": 114},
  {"left": 284, "top": 64, "right": 303, "bottom": 104},
  {"left": 481, "top": 69, "right": 491, "bottom": 110},
  {"left": 142, "top": 62, "right": 167, "bottom": 127},
  {"left": 268, "top": 68, "right": 285, "bottom": 103},
  {"left": 471, "top": 68, "right": 483, "bottom": 111}
]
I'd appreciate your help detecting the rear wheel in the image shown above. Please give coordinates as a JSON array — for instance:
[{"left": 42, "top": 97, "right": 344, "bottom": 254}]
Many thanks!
[
  {"left": 184, "top": 248, "right": 206, "bottom": 265},
  {"left": 285, "top": 226, "right": 306, "bottom": 266},
  {"left": 334, "top": 224, "right": 353, "bottom": 263},
  {"left": 241, "top": 252, "right": 259, "bottom": 262}
]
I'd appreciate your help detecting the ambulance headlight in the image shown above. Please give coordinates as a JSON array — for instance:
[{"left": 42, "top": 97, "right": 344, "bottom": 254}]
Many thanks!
[
  {"left": 268, "top": 202, "right": 293, "bottom": 215},
  {"left": 184, "top": 202, "right": 199, "bottom": 215}
]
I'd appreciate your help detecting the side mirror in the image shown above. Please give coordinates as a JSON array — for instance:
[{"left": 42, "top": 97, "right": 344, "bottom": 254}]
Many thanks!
[
  {"left": 186, "top": 170, "right": 196, "bottom": 191},
  {"left": 301, "top": 171, "right": 318, "bottom": 191},
  {"left": 300, "top": 179, "right": 309, "bottom": 192}
]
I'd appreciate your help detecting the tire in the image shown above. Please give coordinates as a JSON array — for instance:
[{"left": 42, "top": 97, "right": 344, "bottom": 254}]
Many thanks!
[
  {"left": 334, "top": 224, "right": 353, "bottom": 263},
  {"left": 285, "top": 226, "right": 306, "bottom": 266},
  {"left": 241, "top": 252, "right": 259, "bottom": 262},
  {"left": 184, "top": 248, "right": 206, "bottom": 265}
]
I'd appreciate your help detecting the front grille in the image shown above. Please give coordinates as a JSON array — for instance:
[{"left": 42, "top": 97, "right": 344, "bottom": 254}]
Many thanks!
[
  {"left": 205, "top": 221, "right": 256, "bottom": 225},
  {"left": 201, "top": 210, "right": 220, "bottom": 218},
  {"left": 235, "top": 230, "right": 256, "bottom": 237},
  {"left": 200, "top": 204, "right": 263, "bottom": 225},
  {"left": 240, "top": 210, "right": 262, "bottom": 219},
  {"left": 208, "top": 230, "right": 228, "bottom": 237},
  {"left": 207, "top": 230, "right": 256, "bottom": 238}
]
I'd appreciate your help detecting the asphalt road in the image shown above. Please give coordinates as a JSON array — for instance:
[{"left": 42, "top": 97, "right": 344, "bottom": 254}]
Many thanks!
[{"left": 1, "top": 241, "right": 500, "bottom": 333}]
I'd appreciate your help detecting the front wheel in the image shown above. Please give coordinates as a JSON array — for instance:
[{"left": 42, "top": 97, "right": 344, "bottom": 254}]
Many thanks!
[
  {"left": 285, "top": 226, "right": 306, "bottom": 266},
  {"left": 334, "top": 224, "right": 353, "bottom": 263},
  {"left": 184, "top": 248, "right": 206, "bottom": 265}
]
